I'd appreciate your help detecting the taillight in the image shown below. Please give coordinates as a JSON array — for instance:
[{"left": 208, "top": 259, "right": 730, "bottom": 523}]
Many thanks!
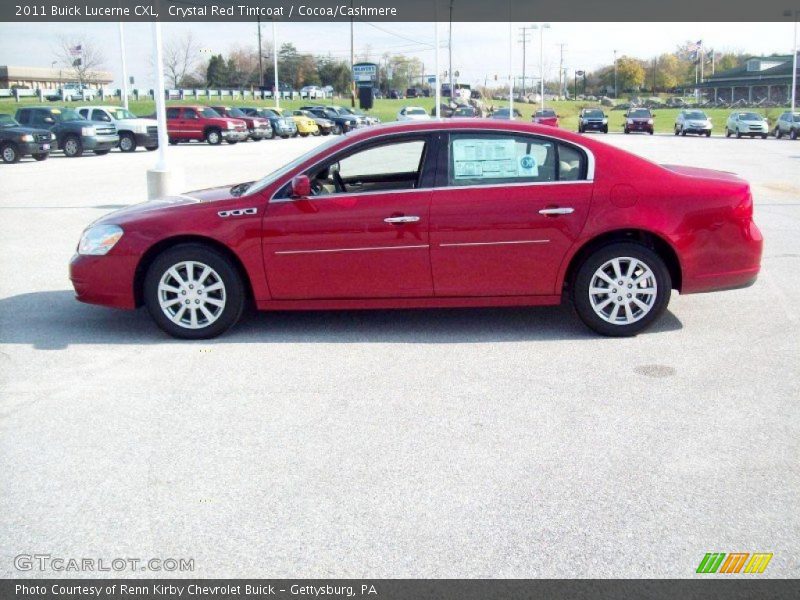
[{"left": 734, "top": 189, "right": 754, "bottom": 221}]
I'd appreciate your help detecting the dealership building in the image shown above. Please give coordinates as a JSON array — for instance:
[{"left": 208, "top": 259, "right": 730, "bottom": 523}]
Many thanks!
[
  {"left": 696, "top": 53, "right": 799, "bottom": 103},
  {"left": 0, "top": 65, "right": 113, "bottom": 90}
]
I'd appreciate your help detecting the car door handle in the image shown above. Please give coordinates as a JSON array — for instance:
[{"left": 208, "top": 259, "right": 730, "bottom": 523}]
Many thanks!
[
  {"left": 384, "top": 216, "right": 420, "bottom": 223},
  {"left": 538, "top": 207, "right": 575, "bottom": 216}
]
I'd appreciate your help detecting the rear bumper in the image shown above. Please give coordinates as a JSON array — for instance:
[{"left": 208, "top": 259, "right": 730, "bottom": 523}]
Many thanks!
[
  {"left": 69, "top": 253, "right": 137, "bottom": 310},
  {"left": 681, "top": 220, "right": 763, "bottom": 294}
]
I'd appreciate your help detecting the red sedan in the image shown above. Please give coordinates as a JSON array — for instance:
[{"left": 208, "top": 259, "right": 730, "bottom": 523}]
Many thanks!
[
  {"left": 70, "top": 120, "right": 762, "bottom": 339},
  {"left": 533, "top": 108, "right": 559, "bottom": 127}
]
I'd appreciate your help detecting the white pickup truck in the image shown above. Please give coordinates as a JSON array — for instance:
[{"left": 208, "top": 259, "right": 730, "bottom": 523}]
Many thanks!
[{"left": 78, "top": 105, "right": 159, "bottom": 152}]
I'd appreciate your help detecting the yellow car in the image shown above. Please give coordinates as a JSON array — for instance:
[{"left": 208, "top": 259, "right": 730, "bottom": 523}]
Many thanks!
[{"left": 271, "top": 107, "right": 318, "bottom": 136}]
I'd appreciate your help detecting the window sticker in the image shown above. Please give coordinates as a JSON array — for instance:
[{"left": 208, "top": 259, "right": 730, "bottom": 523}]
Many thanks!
[
  {"left": 518, "top": 154, "right": 538, "bottom": 177},
  {"left": 452, "top": 138, "right": 518, "bottom": 180}
]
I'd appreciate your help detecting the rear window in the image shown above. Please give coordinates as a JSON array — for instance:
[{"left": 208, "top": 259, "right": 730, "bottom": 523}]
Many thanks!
[
  {"left": 448, "top": 133, "right": 587, "bottom": 186},
  {"left": 536, "top": 110, "right": 556, "bottom": 117},
  {"left": 628, "top": 109, "right": 651, "bottom": 118}
]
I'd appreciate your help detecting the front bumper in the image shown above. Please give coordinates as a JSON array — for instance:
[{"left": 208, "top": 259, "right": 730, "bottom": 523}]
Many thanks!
[
  {"left": 222, "top": 129, "right": 248, "bottom": 141},
  {"left": 18, "top": 140, "right": 52, "bottom": 156},
  {"left": 133, "top": 131, "right": 159, "bottom": 148},
  {"left": 70, "top": 253, "right": 138, "bottom": 310},
  {"left": 249, "top": 127, "right": 272, "bottom": 139},
  {"left": 581, "top": 121, "right": 606, "bottom": 130},
  {"left": 626, "top": 121, "right": 653, "bottom": 132},
  {"left": 83, "top": 135, "right": 120, "bottom": 151}
]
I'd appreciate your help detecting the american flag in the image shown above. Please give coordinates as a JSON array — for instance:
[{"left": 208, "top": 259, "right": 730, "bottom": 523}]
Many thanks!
[
  {"left": 69, "top": 45, "right": 82, "bottom": 56},
  {"left": 687, "top": 40, "right": 703, "bottom": 61}
]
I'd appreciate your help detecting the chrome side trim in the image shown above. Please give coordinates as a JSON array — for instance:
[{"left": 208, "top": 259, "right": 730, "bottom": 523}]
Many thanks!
[
  {"left": 268, "top": 126, "right": 596, "bottom": 203},
  {"left": 274, "top": 244, "right": 429, "bottom": 256},
  {"left": 439, "top": 239, "right": 550, "bottom": 248}
]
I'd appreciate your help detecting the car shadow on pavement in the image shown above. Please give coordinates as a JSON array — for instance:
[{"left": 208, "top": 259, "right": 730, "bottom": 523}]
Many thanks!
[{"left": 0, "top": 290, "right": 683, "bottom": 350}]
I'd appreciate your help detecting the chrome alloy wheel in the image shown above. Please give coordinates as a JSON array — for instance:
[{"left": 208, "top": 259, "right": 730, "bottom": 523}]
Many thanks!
[
  {"left": 157, "top": 261, "right": 226, "bottom": 329},
  {"left": 588, "top": 257, "right": 657, "bottom": 325},
  {"left": 64, "top": 138, "right": 79, "bottom": 155},
  {"left": 2, "top": 146, "right": 17, "bottom": 162}
]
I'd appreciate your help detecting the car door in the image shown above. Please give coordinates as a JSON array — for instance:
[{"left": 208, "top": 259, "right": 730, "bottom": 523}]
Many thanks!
[
  {"left": 428, "top": 131, "right": 593, "bottom": 297},
  {"left": 262, "top": 133, "right": 438, "bottom": 299},
  {"left": 181, "top": 108, "right": 202, "bottom": 139}
]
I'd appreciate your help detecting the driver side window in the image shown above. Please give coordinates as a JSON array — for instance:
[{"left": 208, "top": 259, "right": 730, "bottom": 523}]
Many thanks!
[{"left": 309, "top": 138, "right": 428, "bottom": 196}]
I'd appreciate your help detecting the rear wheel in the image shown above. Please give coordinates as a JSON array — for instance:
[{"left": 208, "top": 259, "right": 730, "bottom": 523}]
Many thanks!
[
  {"left": 119, "top": 132, "right": 137, "bottom": 152},
  {"left": 572, "top": 243, "right": 671, "bottom": 337},
  {"left": 1, "top": 142, "right": 20, "bottom": 163},
  {"left": 144, "top": 244, "right": 245, "bottom": 340}
]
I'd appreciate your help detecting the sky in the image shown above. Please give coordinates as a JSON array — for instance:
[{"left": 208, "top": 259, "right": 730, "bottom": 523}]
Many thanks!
[{"left": 0, "top": 21, "right": 795, "bottom": 89}]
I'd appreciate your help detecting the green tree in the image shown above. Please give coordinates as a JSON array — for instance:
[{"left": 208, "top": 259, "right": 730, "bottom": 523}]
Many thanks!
[{"left": 205, "top": 54, "right": 229, "bottom": 87}]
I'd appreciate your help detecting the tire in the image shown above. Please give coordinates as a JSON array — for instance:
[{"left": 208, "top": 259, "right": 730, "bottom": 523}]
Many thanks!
[
  {"left": 32, "top": 153, "right": 48, "bottom": 161},
  {"left": 63, "top": 135, "right": 83, "bottom": 157},
  {"left": 624, "top": 128, "right": 630, "bottom": 134},
  {"left": 648, "top": 129, "right": 654, "bottom": 135},
  {"left": 143, "top": 244, "right": 246, "bottom": 340},
  {"left": 680, "top": 128, "right": 686, "bottom": 136},
  {"left": 168, "top": 138, "right": 178, "bottom": 145},
  {"left": 705, "top": 131, "right": 711, "bottom": 137},
  {"left": 119, "top": 132, "right": 137, "bottom": 152},
  {"left": 226, "top": 139, "right": 238, "bottom": 145},
  {"left": 775, "top": 128, "right": 783, "bottom": 139},
  {"left": 736, "top": 129, "right": 742, "bottom": 139},
  {"left": 251, "top": 137, "right": 262, "bottom": 142},
  {"left": 94, "top": 149, "right": 110, "bottom": 155},
  {"left": 205, "top": 129, "right": 222, "bottom": 145},
  {"left": 280, "top": 134, "right": 290, "bottom": 139},
  {"left": 602, "top": 126, "right": 608, "bottom": 134},
  {"left": 299, "top": 132, "right": 309, "bottom": 137},
  {"left": 725, "top": 128, "right": 731, "bottom": 138},
  {"left": 321, "top": 130, "right": 331, "bottom": 136},
  {"left": 761, "top": 134, "right": 768, "bottom": 139},
  {"left": 145, "top": 146, "right": 157, "bottom": 151},
  {"left": 332, "top": 124, "right": 342, "bottom": 135},
  {"left": 1, "top": 142, "right": 20, "bottom": 163},
  {"left": 791, "top": 129, "right": 798, "bottom": 140},
  {"left": 572, "top": 242, "right": 671, "bottom": 337},
  {"left": 674, "top": 126, "right": 679, "bottom": 136}
]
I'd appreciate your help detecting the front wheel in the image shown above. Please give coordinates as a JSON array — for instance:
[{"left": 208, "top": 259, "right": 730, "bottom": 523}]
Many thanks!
[
  {"left": 775, "top": 128, "right": 783, "bottom": 139},
  {"left": 1, "top": 142, "right": 20, "bottom": 163},
  {"left": 32, "top": 153, "right": 49, "bottom": 161},
  {"left": 119, "top": 132, "right": 137, "bottom": 152},
  {"left": 736, "top": 129, "right": 742, "bottom": 139},
  {"left": 205, "top": 129, "right": 222, "bottom": 145},
  {"left": 63, "top": 135, "right": 83, "bottom": 157},
  {"left": 725, "top": 128, "right": 731, "bottom": 138},
  {"left": 705, "top": 130, "right": 711, "bottom": 137},
  {"left": 791, "top": 129, "right": 798, "bottom": 140},
  {"left": 761, "top": 133, "right": 768, "bottom": 139},
  {"left": 572, "top": 243, "right": 671, "bottom": 337},
  {"left": 143, "top": 244, "right": 245, "bottom": 340}
]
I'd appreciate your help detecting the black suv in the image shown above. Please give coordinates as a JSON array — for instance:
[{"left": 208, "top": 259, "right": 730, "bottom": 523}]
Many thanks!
[
  {"left": 578, "top": 108, "right": 608, "bottom": 133},
  {"left": 0, "top": 113, "right": 54, "bottom": 163},
  {"left": 299, "top": 105, "right": 357, "bottom": 134},
  {"left": 15, "top": 106, "right": 119, "bottom": 157}
]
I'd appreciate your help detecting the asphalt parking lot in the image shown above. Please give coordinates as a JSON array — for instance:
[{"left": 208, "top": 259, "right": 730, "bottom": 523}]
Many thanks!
[{"left": 1, "top": 131, "right": 798, "bottom": 578}]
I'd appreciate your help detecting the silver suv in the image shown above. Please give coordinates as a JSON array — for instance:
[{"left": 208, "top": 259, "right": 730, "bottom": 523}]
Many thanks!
[
  {"left": 774, "top": 111, "right": 800, "bottom": 140},
  {"left": 725, "top": 111, "right": 768, "bottom": 139},
  {"left": 674, "top": 110, "right": 712, "bottom": 137}
]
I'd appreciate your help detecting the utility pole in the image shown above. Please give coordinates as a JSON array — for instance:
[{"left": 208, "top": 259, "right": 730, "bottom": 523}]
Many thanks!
[
  {"left": 118, "top": 22, "right": 129, "bottom": 110},
  {"left": 518, "top": 26, "right": 533, "bottom": 96},
  {"left": 508, "top": 20, "right": 514, "bottom": 119},
  {"left": 350, "top": 0, "right": 355, "bottom": 107},
  {"left": 556, "top": 42, "right": 566, "bottom": 100},
  {"left": 532, "top": 23, "right": 550, "bottom": 109},
  {"left": 613, "top": 49, "right": 618, "bottom": 98},
  {"left": 272, "top": 19, "right": 279, "bottom": 108},
  {"left": 787, "top": 8, "right": 798, "bottom": 113},
  {"left": 257, "top": 16, "right": 263, "bottom": 88},
  {"left": 653, "top": 56, "right": 657, "bottom": 93},
  {"left": 448, "top": 0, "right": 454, "bottom": 99}
]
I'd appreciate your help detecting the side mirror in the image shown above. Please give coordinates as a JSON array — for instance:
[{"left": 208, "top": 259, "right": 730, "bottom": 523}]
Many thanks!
[{"left": 291, "top": 175, "right": 311, "bottom": 198}]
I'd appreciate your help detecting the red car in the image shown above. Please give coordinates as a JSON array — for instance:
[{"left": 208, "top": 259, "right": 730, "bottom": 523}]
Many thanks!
[
  {"left": 533, "top": 108, "right": 559, "bottom": 127},
  {"left": 70, "top": 120, "right": 762, "bottom": 339},
  {"left": 210, "top": 105, "right": 273, "bottom": 141},
  {"left": 164, "top": 105, "right": 248, "bottom": 145}
]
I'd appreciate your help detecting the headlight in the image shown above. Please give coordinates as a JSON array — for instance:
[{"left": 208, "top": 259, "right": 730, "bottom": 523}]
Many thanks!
[
  {"left": 50, "top": 133, "right": 57, "bottom": 140},
  {"left": 81, "top": 126, "right": 96, "bottom": 136},
  {"left": 647, "top": 119, "right": 654, "bottom": 125},
  {"left": 226, "top": 122, "right": 235, "bottom": 129},
  {"left": 602, "top": 118, "right": 608, "bottom": 124},
  {"left": 132, "top": 123, "right": 148, "bottom": 134},
  {"left": 627, "top": 119, "right": 634, "bottom": 125},
  {"left": 19, "top": 134, "right": 34, "bottom": 142},
  {"left": 78, "top": 224, "right": 123, "bottom": 256}
]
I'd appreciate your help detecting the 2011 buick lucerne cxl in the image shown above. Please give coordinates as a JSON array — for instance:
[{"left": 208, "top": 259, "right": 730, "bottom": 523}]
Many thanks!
[{"left": 70, "top": 120, "right": 763, "bottom": 339}]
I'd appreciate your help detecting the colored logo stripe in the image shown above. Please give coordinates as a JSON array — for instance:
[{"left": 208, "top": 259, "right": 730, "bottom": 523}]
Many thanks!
[
  {"left": 697, "top": 553, "right": 726, "bottom": 573},
  {"left": 744, "top": 553, "right": 773, "bottom": 574},
  {"left": 719, "top": 553, "right": 749, "bottom": 573}
]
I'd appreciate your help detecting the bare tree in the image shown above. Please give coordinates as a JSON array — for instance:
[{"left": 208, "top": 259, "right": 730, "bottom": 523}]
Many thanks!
[
  {"left": 55, "top": 37, "right": 106, "bottom": 86},
  {"left": 163, "top": 32, "right": 201, "bottom": 88}
]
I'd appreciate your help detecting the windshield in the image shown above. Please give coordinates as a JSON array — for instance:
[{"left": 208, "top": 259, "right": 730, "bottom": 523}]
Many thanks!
[
  {"left": 628, "top": 109, "right": 651, "bottom": 118},
  {"left": 0, "top": 114, "right": 18, "bottom": 127},
  {"left": 227, "top": 108, "right": 246, "bottom": 117},
  {"left": 247, "top": 136, "right": 342, "bottom": 196},
  {"left": 110, "top": 108, "right": 137, "bottom": 120},
  {"left": 200, "top": 107, "right": 220, "bottom": 118},
  {"left": 685, "top": 111, "right": 707, "bottom": 120},
  {"left": 55, "top": 108, "right": 85, "bottom": 122},
  {"left": 405, "top": 108, "right": 427, "bottom": 115},
  {"left": 584, "top": 110, "right": 604, "bottom": 118},
  {"left": 737, "top": 113, "right": 761, "bottom": 121},
  {"left": 260, "top": 109, "right": 278, "bottom": 118}
]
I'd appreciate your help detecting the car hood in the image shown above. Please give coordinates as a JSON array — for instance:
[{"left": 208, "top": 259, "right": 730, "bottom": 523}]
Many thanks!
[
  {"left": 93, "top": 184, "right": 241, "bottom": 225},
  {"left": 0, "top": 125, "right": 51, "bottom": 135}
]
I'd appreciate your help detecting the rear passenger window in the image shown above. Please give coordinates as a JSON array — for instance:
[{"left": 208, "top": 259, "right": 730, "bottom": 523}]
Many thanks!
[
  {"left": 166, "top": 108, "right": 180, "bottom": 119},
  {"left": 448, "top": 134, "right": 587, "bottom": 185},
  {"left": 184, "top": 108, "right": 197, "bottom": 119}
]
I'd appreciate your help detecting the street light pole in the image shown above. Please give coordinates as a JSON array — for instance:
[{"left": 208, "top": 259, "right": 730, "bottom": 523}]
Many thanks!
[
  {"left": 536, "top": 23, "right": 550, "bottom": 110},
  {"left": 509, "top": 20, "right": 514, "bottom": 119},
  {"left": 272, "top": 19, "right": 279, "bottom": 108},
  {"left": 257, "top": 16, "right": 264, "bottom": 88},
  {"left": 434, "top": 7, "right": 441, "bottom": 118},
  {"left": 118, "top": 22, "right": 129, "bottom": 109},
  {"left": 791, "top": 9, "right": 798, "bottom": 113},
  {"left": 613, "top": 49, "right": 618, "bottom": 98}
]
